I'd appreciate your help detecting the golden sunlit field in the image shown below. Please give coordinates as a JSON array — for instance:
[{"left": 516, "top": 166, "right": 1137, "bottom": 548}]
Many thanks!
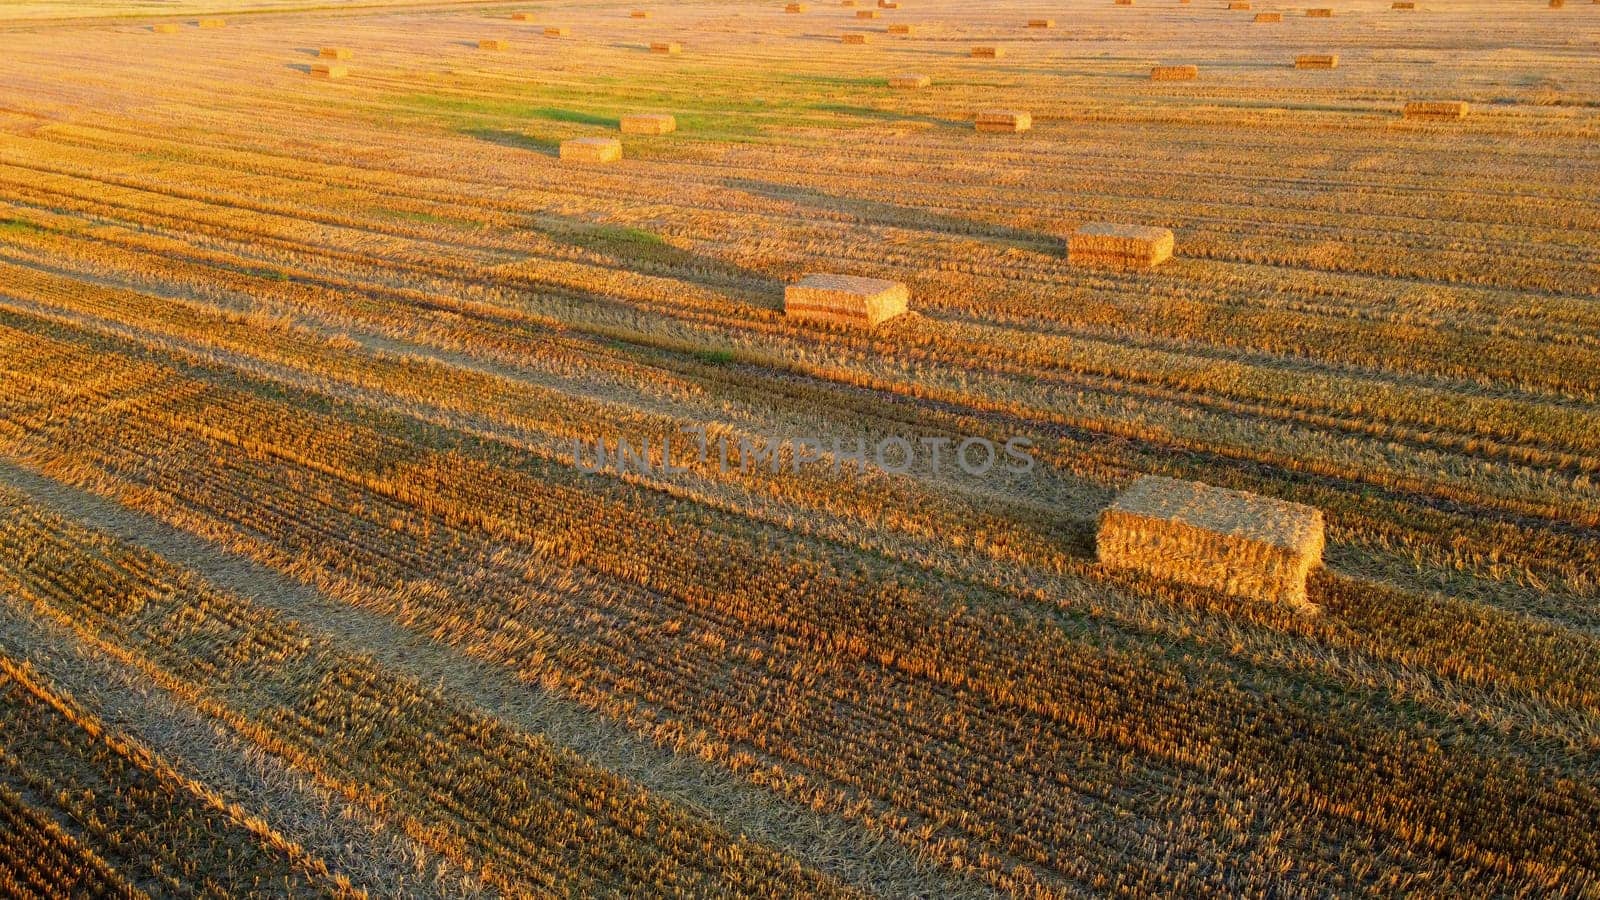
[{"left": 1, "top": 0, "right": 1599, "bottom": 895}]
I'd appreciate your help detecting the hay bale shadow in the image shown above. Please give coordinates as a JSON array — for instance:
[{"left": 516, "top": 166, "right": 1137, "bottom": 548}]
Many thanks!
[
  {"left": 285, "top": 63, "right": 312, "bottom": 74},
  {"left": 532, "top": 107, "right": 620, "bottom": 128},
  {"left": 809, "top": 103, "right": 964, "bottom": 129},
  {"left": 536, "top": 214, "right": 784, "bottom": 306},
  {"left": 725, "top": 177, "right": 1057, "bottom": 252},
  {"left": 465, "top": 128, "right": 559, "bottom": 155}
]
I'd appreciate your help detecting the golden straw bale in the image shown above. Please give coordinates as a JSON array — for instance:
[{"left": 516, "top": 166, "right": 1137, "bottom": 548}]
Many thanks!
[
  {"left": 841, "top": 32, "right": 871, "bottom": 43},
  {"left": 310, "top": 62, "right": 347, "bottom": 79},
  {"left": 1254, "top": 11, "right": 1282, "bottom": 21},
  {"left": 319, "top": 47, "right": 352, "bottom": 59},
  {"left": 887, "top": 23, "right": 916, "bottom": 33},
  {"left": 1115, "top": 0, "right": 1134, "bottom": 6},
  {"left": 620, "top": 113, "right": 676, "bottom": 135},
  {"left": 1391, "top": 1, "right": 1414, "bottom": 7},
  {"left": 478, "top": 38, "right": 508, "bottom": 50},
  {"left": 971, "top": 45, "right": 1005, "bottom": 58},
  {"left": 1549, "top": 0, "right": 1564, "bottom": 7},
  {"left": 1403, "top": 100, "right": 1469, "bottom": 120},
  {"left": 650, "top": 40, "right": 681, "bottom": 53},
  {"left": 785, "top": 3, "right": 807, "bottom": 10},
  {"left": 975, "top": 109, "right": 1031, "bottom": 132},
  {"left": 841, "top": 0, "right": 857, "bottom": 6},
  {"left": 785, "top": 274, "right": 908, "bottom": 327},
  {"left": 857, "top": 9, "right": 880, "bottom": 17},
  {"left": 197, "top": 17, "right": 225, "bottom": 28},
  {"left": 1151, "top": 64, "right": 1198, "bottom": 80},
  {"left": 1068, "top": 222, "right": 1174, "bottom": 268},
  {"left": 888, "top": 73, "right": 931, "bottom": 88},
  {"left": 1295, "top": 53, "right": 1338, "bottom": 68},
  {"left": 152, "top": 23, "right": 181, "bottom": 33},
  {"left": 1099, "top": 476, "right": 1325, "bottom": 611},
  {"left": 1028, "top": 18, "right": 1056, "bottom": 27},
  {"left": 544, "top": 26, "right": 569, "bottom": 36},
  {"left": 511, "top": 12, "right": 536, "bottom": 21},
  {"left": 560, "top": 137, "right": 623, "bottom": 163},
  {"left": 631, "top": 9, "right": 650, "bottom": 16},
  {"left": 878, "top": 0, "right": 900, "bottom": 7},
  {"left": 1306, "top": 6, "right": 1333, "bottom": 14},
  {"left": 1227, "top": 1, "right": 1250, "bottom": 8}
]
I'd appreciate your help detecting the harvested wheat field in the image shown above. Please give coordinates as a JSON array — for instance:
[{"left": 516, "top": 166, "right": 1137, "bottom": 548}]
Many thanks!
[{"left": 0, "top": 0, "right": 1598, "bottom": 896}]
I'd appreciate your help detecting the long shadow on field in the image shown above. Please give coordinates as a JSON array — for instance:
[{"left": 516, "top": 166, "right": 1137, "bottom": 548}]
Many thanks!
[
  {"left": 285, "top": 63, "right": 312, "bottom": 74},
  {"left": 531, "top": 107, "right": 619, "bottom": 128},
  {"left": 465, "top": 127, "right": 560, "bottom": 156},
  {"left": 724, "top": 177, "right": 1057, "bottom": 252},
  {"left": 534, "top": 214, "right": 786, "bottom": 309},
  {"left": 808, "top": 103, "right": 966, "bottom": 130}
]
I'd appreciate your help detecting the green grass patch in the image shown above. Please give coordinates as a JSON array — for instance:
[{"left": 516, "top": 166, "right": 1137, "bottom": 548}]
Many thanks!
[
  {"left": 531, "top": 107, "right": 620, "bottom": 128},
  {"left": 460, "top": 127, "right": 560, "bottom": 154},
  {"left": 373, "top": 207, "right": 480, "bottom": 229},
  {"left": 559, "top": 224, "right": 694, "bottom": 266},
  {"left": 692, "top": 347, "right": 738, "bottom": 366},
  {"left": 239, "top": 265, "right": 290, "bottom": 282},
  {"left": 382, "top": 82, "right": 866, "bottom": 149},
  {"left": 0, "top": 218, "right": 42, "bottom": 236}
]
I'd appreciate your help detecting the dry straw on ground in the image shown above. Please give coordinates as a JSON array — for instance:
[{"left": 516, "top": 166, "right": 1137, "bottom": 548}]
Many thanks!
[
  {"left": 1306, "top": 7, "right": 1333, "bottom": 14},
  {"left": 620, "top": 113, "right": 676, "bottom": 135},
  {"left": 976, "top": 110, "right": 1031, "bottom": 132},
  {"left": 310, "top": 62, "right": 347, "bottom": 79},
  {"left": 1028, "top": 19, "right": 1056, "bottom": 27},
  {"left": 841, "top": 32, "right": 870, "bottom": 43},
  {"left": 971, "top": 45, "right": 1004, "bottom": 58},
  {"left": 888, "top": 73, "right": 930, "bottom": 88},
  {"left": 319, "top": 47, "right": 352, "bottom": 59},
  {"left": 560, "top": 137, "right": 623, "bottom": 163},
  {"left": 1098, "top": 476, "right": 1326, "bottom": 611},
  {"left": 784, "top": 274, "right": 908, "bottom": 327},
  {"left": 1068, "top": 222, "right": 1175, "bottom": 268},
  {"left": 650, "top": 40, "right": 681, "bottom": 54},
  {"left": 1404, "top": 100, "right": 1469, "bottom": 119},
  {"left": 1151, "top": 64, "right": 1198, "bottom": 80},
  {"left": 197, "top": 17, "right": 225, "bottom": 28},
  {"left": 478, "top": 38, "right": 508, "bottom": 50},
  {"left": 152, "top": 23, "right": 180, "bottom": 33},
  {"left": 1254, "top": 11, "right": 1282, "bottom": 21},
  {"left": 1295, "top": 53, "right": 1338, "bottom": 68}
]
